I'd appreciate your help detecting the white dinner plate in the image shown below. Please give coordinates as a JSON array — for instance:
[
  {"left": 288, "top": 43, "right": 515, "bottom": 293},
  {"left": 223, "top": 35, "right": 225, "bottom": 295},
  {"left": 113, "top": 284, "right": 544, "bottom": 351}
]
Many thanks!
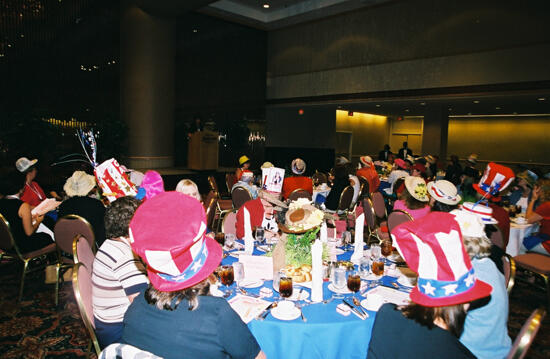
[
  {"left": 360, "top": 298, "right": 383, "bottom": 312},
  {"left": 271, "top": 306, "right": 301, "bottom": 321},
  {"left": 328, "top": 283, "right": 352, "bottom": 294},
  {"left": 397, "top": 276, "right": 415, "bottom": 288},
  {"left": 229, "top": 250, "right": 250, "bottom": 258},
  {"left": 239, "top": 279, "right": 264, "bottom": 288},
  {"left": 288, "top": 289, "right": 309, "bottom": 301}
]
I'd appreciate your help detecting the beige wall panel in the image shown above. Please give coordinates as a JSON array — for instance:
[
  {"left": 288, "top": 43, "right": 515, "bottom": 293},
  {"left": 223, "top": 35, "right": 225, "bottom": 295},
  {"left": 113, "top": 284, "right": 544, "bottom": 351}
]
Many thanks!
[{"left": 335, "top": 110, "right": 389, "bottom": 157}]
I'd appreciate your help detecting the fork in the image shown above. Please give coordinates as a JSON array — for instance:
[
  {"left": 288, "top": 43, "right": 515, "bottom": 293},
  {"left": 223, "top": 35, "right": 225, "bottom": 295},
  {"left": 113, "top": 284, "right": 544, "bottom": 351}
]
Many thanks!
[{"left": 296, "top": 302, "right": 307, "bottom": 322}]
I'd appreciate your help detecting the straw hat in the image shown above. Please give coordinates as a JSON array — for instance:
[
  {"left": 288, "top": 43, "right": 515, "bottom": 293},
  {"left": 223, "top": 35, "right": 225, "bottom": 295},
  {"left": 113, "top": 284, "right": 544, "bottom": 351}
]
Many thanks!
[
  {"left": 451, "top": 209, "right": 487, "bottom": 238},
  {"left": 261, "top": 162, "right": 274, "bottom": 169},
  {"left": 404, "top": 176, "right": 429, "bottom": 202},
  {"left": 239, "top": 155, "right": 250, "bottom": 166},
  {"left": 467, "top": 154, "right": 478, "bottom": 164},
  {"left": 64, "top": 171, "right": 96, "bottom": 197},
  {"left": 359, "top": 156, "right": 373, "bottom": 168},
  {"left": 391, "top": 212, "right": 492, "bottom": 307},
  {"left": 461, "top": 202, "right": 498, "bottom": 225},
  {"left": 15, "top": 157, "right": 38, "bottom": 173},
  {"left": 291, "top": 158, "right": 306, "bottom": 175},
  {"left": 129, "top": 192, "right": 222, "bottom": 292},
  {"left": 427, "top": 180, "right": 461, "bottom": 205}
]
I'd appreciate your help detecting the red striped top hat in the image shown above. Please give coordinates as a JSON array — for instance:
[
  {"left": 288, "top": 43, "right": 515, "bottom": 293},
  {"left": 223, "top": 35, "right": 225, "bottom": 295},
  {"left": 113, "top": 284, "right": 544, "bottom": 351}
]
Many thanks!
[
  {"left": 391, "top": 212, "right": 492, "bottom": 307},
  {"left": 129, "top": 192, "right": 222, "bottom": 292},
  {"left": 473, "top": 162, "right": 515, "bottom": 202}
]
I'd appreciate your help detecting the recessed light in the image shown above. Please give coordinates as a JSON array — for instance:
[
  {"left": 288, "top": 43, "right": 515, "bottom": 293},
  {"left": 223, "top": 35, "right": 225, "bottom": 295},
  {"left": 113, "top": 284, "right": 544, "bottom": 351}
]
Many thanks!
[
  {"left": 448, "top": 108, "right": 452, "bottom": 111},
  {"left": 263, "top": 3, "right": 270, "bottom": 8},
  {"left": 473, "top": 100, "right": 480, "bottom": 104},
  {"left": 538, "top": 97, "right": 546, "bottom": 101},
  {"left": 420, "top": 102, "right": 426, "bottom": 106},
  {"left": 404, "top": 109, "right": 410, "bottom": 112},
  {"left": 513, "top": 112, "right": 517, "bottom": 114},
  {"left": 375, "top": 104, "right": 381, "bottom": 107},
  {"left": 467, "top": 112, "right": 472, "bottom": 115},
  {"left": 192, "top": 29, "right": 198, "bottom": 33},
  {"left": 495, "top": 106, "right": 501, "bottom": 110}
]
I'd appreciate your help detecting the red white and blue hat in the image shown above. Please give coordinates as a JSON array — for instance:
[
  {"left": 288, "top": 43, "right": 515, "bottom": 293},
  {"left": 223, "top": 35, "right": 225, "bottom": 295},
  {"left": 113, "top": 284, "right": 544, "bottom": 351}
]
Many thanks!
[
  {"left": 427, "top": 180, "right": 461, "bottom": 205},
  {"left": 129, "top": 192, "right": 222, "bottom": 292},
  {"left": 461, "top": 202, "right": 498, "bottom": 225},
  {"left": 391, "top": 212, "right": 492, "bottom": 307},
  {"left": 291, "top": 158, "right": 306, "bottom": 175},
  {"left": 473, "top": 162, "right": 515, "bottom": 202}
]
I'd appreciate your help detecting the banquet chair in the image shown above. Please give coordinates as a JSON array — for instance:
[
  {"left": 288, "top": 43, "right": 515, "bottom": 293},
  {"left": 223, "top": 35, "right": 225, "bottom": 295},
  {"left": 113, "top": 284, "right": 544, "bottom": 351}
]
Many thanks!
[
  {"left": 72, "top": 262, "right": 101, "bottom": 358},
  {"left": 205, "top": 196, "right": 218, "bottom": 231},
  {"left": 387, "top": 210, "right": 413, "bottom": 236},
  {"left": 54, "top": 214, "right": 96, "bottom": 306},
  {"left": 288, "top": 188, "right": 312, "bottom": 201},
  {"left": 221, "top": 211, "right": 237, "bottom": 235},
  {"left": 371, "top": 191, "right": 388, "bottom": 221},
  {"left": 73, "top": 235, "right": 95, "bottom": 272},
  {"left": 99, "top": 343, "right": 162, "bottom": 359},
  {"left": 232, "top": 186, "right": 252, "bottom": 210},
  {"left": 312, "top": 171, "right": 328, "bottom": 186},
  {"left": 506, "top": 307, "right": 546, "bottom": 359},
  {"left": 358, "top": 179, "right": 370, "bottom": 200},
  {"left": 0, "top": 213, "right": 58, "bottom": 303},
  {"left": 225, "top": 173, "right": 237, "bottom": 194},
  {"left": 512, "top": 253, "right": 550, "bottom": 310},
  {"left": 503, "top": 253, "right": 516, "bottom": 294},
  {"left": 362, "top": 198, "right": 389, "bottom": 244},
  {"left": 337, "top": 186, "right": 354, "bottom": 212},
  {"left": 490, "top": 226, "right": 506, "bottom": 251}
]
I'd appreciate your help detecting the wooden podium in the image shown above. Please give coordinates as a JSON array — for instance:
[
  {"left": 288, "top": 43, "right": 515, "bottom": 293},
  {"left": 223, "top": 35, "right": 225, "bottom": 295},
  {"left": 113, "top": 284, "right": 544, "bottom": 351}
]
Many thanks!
[{"left": 188, "top": 131, "right": 219, "bottom": 170}]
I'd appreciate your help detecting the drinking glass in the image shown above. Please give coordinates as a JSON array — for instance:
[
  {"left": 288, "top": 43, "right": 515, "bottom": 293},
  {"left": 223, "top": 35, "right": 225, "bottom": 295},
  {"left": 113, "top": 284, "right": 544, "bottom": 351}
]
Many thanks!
[
  {"left": 220, "top": 265, "right": 234, "bottom": 295},
  {"left": 359, "top": 257, "right": 370, "bottom": 279},
  {"left": 347, "top": 269, "right": 362, "bottom": 300},
  {"left": 370, "top": 246, "right": 385, "bottom": 277},
  {"left": 224, "top": 233, "right": 236, "bottom": 249},
  {"left": 232, "top": 262, "right": 244, "bottom": 288},
  {"left": 381, "top": 239, "right": 392, "bottom": 260},
  {"left": 332, "top": 267, "right": 347, "bottom": 298},
  {"left": 279, "top": 275, "right": 293, "bottom": 299},
  {"left": 255, "top": 227, "right": 265, "bottom": 245},
  {"left": 215, "top": 232, "right": 225, "bottom": 246}
]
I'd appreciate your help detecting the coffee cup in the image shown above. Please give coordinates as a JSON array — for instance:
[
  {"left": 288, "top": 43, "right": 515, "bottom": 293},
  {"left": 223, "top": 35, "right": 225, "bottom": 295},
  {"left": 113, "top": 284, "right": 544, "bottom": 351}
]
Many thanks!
[{"left": 278, "top": 300, "right": 295, "bottom": 314}]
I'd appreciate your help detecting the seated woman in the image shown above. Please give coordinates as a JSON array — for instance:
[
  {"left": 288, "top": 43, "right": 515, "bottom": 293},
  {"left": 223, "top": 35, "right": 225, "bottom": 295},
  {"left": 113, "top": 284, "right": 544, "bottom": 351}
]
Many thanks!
[
  {"left": 121, "top": 192, "right": 265, "bottom": 359},
  {"left": 428, "top": 180, "right": 461, "bottom": 213},
  {"left": 232, "top": 172, "right": 259, "bottom": 199},
  {"left": 356, "top": 156, "right": 380, "bottom": 193},
  {"left": 58, "top": 171, "right": 106, "bottom": 246},
  {"left": 235, "top": 155, "right": 252, "bottom": 181},
  {"left": 523, "top": 180, "right": 550, "bottom": 255},
  {"left": 452, "top": 210, "right": 511, "bottom": 359},
  {"left": 236, "top": 190, "right": 286, "bottom": 239},
  {"left": 392, "top": 176, "right": 431, "bottom": 220},
  {"left": 281, "top": 158, "right": 313, "bottom": 200},
  {"left": 368, "top": 212, "right": 492, "bottom": 359},
  {"left": 324, "top": 165, "right": 350, "bottom": 211},
  {"left": 0, "top": 170, "right": 53, "bottom": 253},
  {"left": 507, "top": 170, "right": 536, "bottom": 213},
  {"left": 16, "top": 156, "right": 60, "bottom": 207},
  {"left": 175, "top": 179, "right": 202, "bottom": 202},
  {"left": 92, "top": 196, "right": 148, "bottom": 348}
]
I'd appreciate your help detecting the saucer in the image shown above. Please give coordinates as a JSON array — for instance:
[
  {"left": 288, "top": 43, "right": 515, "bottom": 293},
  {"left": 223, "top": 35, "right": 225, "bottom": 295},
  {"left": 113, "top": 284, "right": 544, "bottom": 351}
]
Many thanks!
[
  {"left": 288, "top": 289, "right": 310, "bottom": 301},
  {"left": 271, "top": 306, "right": 301, "bottom": 321},
  {"left": 229, "top": 250, "right": 250, "bottom": 258},
  {"left": 332, "top": 248, "right": 345, "bottom": 255},
  {"left": 397, "top": 276, "right": 415, "bottom": 287},
  {"left": 239, "top": 279, "right": 264, "bottom": 288},
  {"left": 328, "top": 283, "right": 352, "bottom": 294},
  {"left": 361, "top": 298, "right": 383, "bottom": 312}
]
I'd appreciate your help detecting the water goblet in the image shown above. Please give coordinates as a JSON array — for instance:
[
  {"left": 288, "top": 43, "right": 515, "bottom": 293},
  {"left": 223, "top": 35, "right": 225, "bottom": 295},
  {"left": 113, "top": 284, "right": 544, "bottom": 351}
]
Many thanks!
[
  {"left": 332, "top": 267, "right": 347, "bottom": 299},
  {"left": 347, "top": 269, "right": 362, "bottom": 301},
  {"left": 232, "top": 262, "right": 244, "bottom": 289},
  {"left": 255, "top": 227, "right": 265, "bottom": 245}
]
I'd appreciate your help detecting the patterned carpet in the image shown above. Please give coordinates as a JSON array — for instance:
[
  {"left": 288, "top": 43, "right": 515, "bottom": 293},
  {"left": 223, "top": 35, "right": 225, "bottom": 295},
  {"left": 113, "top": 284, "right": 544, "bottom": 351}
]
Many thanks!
[{"left": 0, "top": 258, "right": 548, "bottom": 359}]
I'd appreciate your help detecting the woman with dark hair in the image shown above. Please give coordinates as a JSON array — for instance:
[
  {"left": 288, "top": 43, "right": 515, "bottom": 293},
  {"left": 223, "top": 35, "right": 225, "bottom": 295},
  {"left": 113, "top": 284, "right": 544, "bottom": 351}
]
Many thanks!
[
  {"left": 92, "top": 196, "right": 147, "bottom": 348},
  {"left": 0, "top": 169, "right": 53, "bottom": 252},
  {"left": 428, "top": 180, "right": 461, "bottom": 213},
  {"left": 368, "top": 212, "right": 492, "bottom": 358},
  {"left": 15, "top": 157, "right": 60, "bottom": 207},
  {"left": 121, "top": 192, "right": 264, "bottom": 359},
  {"left": 392, "top": 176, "right": 431, "bottom": 219},
  {"left": 324, "top": 165, "right": 350, "bottom": 211}
]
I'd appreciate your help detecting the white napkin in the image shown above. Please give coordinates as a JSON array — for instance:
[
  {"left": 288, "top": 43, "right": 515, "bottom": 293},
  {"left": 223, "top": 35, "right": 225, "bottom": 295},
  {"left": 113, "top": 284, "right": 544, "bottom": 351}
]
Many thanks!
[
  {"left": 311, "top": 239, "right": 324, "bottom": 303},
  {"left": 320, "top": 221, "right": 328, "bottom": 243},
  {"left": 243, "top": 208, "right": 254, "bottom": 254},
  {"left": 351, "top": 213, "right": 365, "bottom": 264}
]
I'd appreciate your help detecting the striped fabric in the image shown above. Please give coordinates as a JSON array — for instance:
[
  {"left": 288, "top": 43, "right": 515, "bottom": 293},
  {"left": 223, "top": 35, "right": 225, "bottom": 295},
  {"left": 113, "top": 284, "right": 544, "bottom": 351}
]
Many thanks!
[
  {"left": 92, "top": 239, "right": 149, "bottom": 323},
  {"left": 99, "top": 343, "right": 163, "bottom": 359}
]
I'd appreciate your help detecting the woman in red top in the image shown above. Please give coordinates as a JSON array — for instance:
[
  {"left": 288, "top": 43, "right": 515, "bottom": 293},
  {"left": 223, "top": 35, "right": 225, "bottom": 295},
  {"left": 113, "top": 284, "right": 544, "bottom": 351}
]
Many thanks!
[
  {"left": 281, "top": 158, "right": 313, "bottom": 200},
  {"left": 523, "top": 180, "right": 550, "bottom": 255},
  {"left": 235, "top": 155, "right": 252, "bottom": 181},
  {"left": 15, "top": 157, "right": 60, "bottom": 208}
]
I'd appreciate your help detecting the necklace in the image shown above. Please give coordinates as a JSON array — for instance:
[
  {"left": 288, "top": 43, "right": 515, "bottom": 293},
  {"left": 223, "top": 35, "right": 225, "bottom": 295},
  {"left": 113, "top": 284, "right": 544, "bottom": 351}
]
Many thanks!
[{"left": 26, "top": 182, "right": 44, "bottom": 200}]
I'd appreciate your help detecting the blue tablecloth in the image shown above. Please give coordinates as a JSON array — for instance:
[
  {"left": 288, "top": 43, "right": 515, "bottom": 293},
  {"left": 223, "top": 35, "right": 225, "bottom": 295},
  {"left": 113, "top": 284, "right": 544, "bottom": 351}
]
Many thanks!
[{"left": 222, "top": 246, "right": 408, "bottom": 359}]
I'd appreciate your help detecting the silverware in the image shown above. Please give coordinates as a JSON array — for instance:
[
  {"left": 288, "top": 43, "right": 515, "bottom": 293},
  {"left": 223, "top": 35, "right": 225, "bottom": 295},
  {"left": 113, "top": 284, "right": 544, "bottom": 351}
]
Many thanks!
[
  {"left": 257, "top": 302, "right": 276, "bottom": 321},
  {"left": 342, "top": 299, "right": 367, "bottom": 319},
  {"left": 239, "top": 287, "right": 260, "bottom": 298},
  {"left": 297, "top": 303, "right": 307, "bottom": 322},
  {"left": 352, "top": 297, "right": 368, "bottom": 317},
  {"left": 323, "top": 296, "right": 334, "bottom": 304}
]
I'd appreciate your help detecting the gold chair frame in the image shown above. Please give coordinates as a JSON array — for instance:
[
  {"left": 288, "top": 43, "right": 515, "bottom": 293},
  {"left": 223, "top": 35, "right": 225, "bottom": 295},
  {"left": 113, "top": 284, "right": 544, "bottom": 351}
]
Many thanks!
[
  {"left": 288, "top": 188, "right": 312, "bottom": 201},
  {"left": 0, "top": 213, "right": 59, "bottom": 303},
  {"left": 72, "top": 262, "right": 101, "bottom": 358},
  {"left": 220, "top": 209, "right": 238, "bottom": 234},
  {"left": 507, "top": 307, "right": 546, "bottom": 359},
  {"left": 231, "top": 185, "right": 253, "bottom": 209},
  {"left": 503, "top": 253, "right": 516, "bottom": 294}
]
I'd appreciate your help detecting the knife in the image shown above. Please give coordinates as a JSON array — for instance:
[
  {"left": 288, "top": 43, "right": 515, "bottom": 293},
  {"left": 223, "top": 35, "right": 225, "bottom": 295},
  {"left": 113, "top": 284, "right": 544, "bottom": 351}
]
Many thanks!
[
  {"left": 257, "top": 302, "right": 275, "bottom": 320},
  {"left": 342, "top": 299, "right": 367, "bottom": 320}
]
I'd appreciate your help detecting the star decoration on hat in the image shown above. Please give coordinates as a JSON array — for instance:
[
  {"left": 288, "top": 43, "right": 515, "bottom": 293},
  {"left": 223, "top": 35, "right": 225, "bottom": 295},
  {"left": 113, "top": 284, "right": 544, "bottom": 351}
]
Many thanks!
[
  {"left": 191, "top": 258, "right": 203, "bottom": 273},
  {"left": 442, "top": 284, "right": 458, "bottom": 295},
  {"left": 422, "top": 282, "right": 436, "bottom": 296},
  {"left": 464, "top": 273, "right": 475, "bottom": 287}
]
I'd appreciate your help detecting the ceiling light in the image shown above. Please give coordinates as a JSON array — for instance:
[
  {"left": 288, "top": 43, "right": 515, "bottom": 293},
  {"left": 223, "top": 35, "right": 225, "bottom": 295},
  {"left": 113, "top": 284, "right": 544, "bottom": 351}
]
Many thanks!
[
  {"left": 448, "top": 108, "right": 452, "bottom": 111},
  {"left": 420, "top": 102, "right": 426, "bottom": 106},
  {"left": 538, "top": 97, "right": 546, "bottom": 101},
  {"left": 473, "top": 100, "right": 480, "bottom": 104},
  {"left": 263, "top": 3, "right": 270, "bottom": 8},
  {"left": 404, "top": 109, "right": 410, "bottom": 112},
  {"left": 192, "top": 29, "right": 198, "bottom": 33},
  {"left": 495, "top": 106, "right": 501, "bottom": 110},
  {"left": 375, "top": 104, "right": 381, "bottom": 107}
]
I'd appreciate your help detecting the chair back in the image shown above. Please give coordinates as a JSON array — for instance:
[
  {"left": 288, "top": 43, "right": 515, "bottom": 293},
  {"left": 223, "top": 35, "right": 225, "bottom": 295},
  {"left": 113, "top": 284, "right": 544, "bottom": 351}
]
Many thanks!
[
  {"left": 490, "top": 226, "right": 505, "bottom": 250},
  {"left": 358, "top": 178, "right": 370, "bottom": 199},
  {"left": 208, "top": 175, "right": 219, "bottom": 193},
  {"left": 288, "top": 189, "right": 312, "bottom": 201},
  {"left": 393, "top": 177, "right": 406, "bottom": 195},
  {"left": 54, "top": 215, "right": 95, "bottom": 254},
  {"left": 73, "top": 235, "right": 95, "bottom": 272},
  {"left": 203, "top": 190, "right": 217, "bottom": 210},
  {"left": 222, "top": 211, "right": 237, "bottom": 234},
  {"left": 232, "top": 186, "right": 252, "bottom": 209},
  {"left": 502, "top": 253, "right": 516, "bottom": 294},
  {"left": 312, "top": 171, "right": 328, "bottom": 186},
  {"left": 100, "top": 343, "right": 163, "bottom": 359},
  {"left": 506, "top": 307, "right": 546, "bottom": 359},
  {"left": 72, "top": 262, "right": 101, "bottom": 356},
  {"left": 371, "top": 191, "right": 387, "bottom": 219},
  {"left": 0, "top": 213, "right": 16, "bottom": 253},
  {"left": 337, "top": 186, "right": 354, "bottom": 211},
  {"left": 205, "top": 197, "right": 218, "bottom": 231},
  {"left": 225, "top": 173, "right": 237, "bottom": 193},
  {"left": 362, "top": 198, "right": 377, "bottom": 230},
  {"left": 387, "top": 210, "right": 413, "bottom": 235}
]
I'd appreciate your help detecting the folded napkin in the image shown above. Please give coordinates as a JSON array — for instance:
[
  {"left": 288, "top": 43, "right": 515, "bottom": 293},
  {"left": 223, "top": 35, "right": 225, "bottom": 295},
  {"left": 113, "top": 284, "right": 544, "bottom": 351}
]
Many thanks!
[
  {"left": 243, "top": 208, "right": 254, "bottom": 254},
  {"left": 320, "top": 221, "right": 328, "bottom": 243},
  {"left": 311, "top": 239, "right": 324, "bottom": 302},
  {"left": 351, "top": 211, "right": 365, "bottom": 264}
]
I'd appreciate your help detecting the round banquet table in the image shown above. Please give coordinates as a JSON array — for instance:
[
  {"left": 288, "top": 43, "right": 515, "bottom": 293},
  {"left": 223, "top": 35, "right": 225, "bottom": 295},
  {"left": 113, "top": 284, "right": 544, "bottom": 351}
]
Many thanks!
[
  {"left": 505, "top": 222, "right": 538, "bottom": 256},
  {"left": 222, "top": 247, "right": 409, "bottom": 359}
]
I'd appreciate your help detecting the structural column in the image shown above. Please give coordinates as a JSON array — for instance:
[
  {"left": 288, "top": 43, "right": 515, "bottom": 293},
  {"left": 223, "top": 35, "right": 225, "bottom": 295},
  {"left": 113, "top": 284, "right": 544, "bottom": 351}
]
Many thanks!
[
  {"left": 421, "top": 106, "right": 449, "bottom": 160},
  {"left": 120, "top": 2, "right": 175, "bottom": 169}
]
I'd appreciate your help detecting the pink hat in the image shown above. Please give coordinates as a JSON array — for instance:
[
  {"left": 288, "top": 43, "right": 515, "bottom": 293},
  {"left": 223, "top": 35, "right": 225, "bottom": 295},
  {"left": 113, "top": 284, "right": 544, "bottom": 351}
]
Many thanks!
[
  {"left": 129, "top": 192, "right": 222, "bottom": 292},
  {"left": 473, "top": 162, "right": 515, "bottom": 202},
  {"left": 394, "top": 158, "right": 408, "bottom": 170},
  {"left": 461, "top": 202, "right": 498, "bottom": 224},
  {"left": 391, "top": 212, "right": 492, "bottom": 307},
  {"left": 140, "top": 170, "right": 165, "bottom": 200},
  {"left": 359, "top": 156, "right": 373, "bottom": 168}
]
